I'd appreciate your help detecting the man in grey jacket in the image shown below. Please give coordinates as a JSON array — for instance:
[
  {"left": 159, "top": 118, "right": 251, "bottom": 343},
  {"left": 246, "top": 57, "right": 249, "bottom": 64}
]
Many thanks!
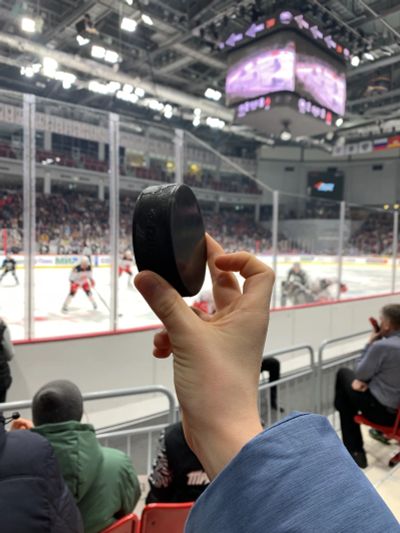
[
  {"left": 335, "top": 304, "right": 400, "bottom": 468},
  {"left": 0, "top": 318, "right": 15, "bottom": 403}
]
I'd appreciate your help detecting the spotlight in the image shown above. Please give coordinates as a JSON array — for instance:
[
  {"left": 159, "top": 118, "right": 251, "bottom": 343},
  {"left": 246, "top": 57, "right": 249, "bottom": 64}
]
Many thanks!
[
  {"left": 121, "top": 17, "right": 137, "bottom": 32},
  {"left": 335, "top": 117, "right": 344, "bottom": 127},
  {"left": 43, "top": 57, "right": 58, "bottom": 76},
  {"left": 76, "top": 35, "right": 90, "bottom": 46},
  {"left": 91, "top": 45, "right": 106, "bottom": 59},
  {"left": 163, "top": 104, "right": 173, "bottom": 119},
  {"left": 104, "top": 50, "right": 119, "bottom": 64},
  {"left": 204, "top": 87, "right": 222, "bottom": 101},
  {"left": 363, "top": 51, "right": 374, "bottom": 61},
  {"left": 280, "top": 121, "right": 292, "bottom": 142},
  {"left": 206, "top": 117, "right": 225, "bottom": 129},
  {"left": 123, "top": 84, "right": 133, "bottom": 93},
  {"left": 134, "top": 87, "right": 145, "bottom": 98},
  {"left": 21, "top": 17, "right": 36, "bottom": 33},
  {"left": 351, "top": 55, "right": 360, "bottom": 67},
  {"left": 141, "top": 14, "right": 154, "bottom": 26}
]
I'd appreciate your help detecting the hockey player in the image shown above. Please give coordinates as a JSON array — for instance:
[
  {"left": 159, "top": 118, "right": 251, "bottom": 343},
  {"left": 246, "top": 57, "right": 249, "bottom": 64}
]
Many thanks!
[
  {"left": 118, "top": 250, "right": 134, "bottom": 287},
  {"left": 286, "top": 262, "right": 309, "bottom": 288},
  {"left": 62, "top": 256, "right": 97, "bottom": 312},
  {"left": 0, "top": 253, "right": 19, "bottom": 286}
]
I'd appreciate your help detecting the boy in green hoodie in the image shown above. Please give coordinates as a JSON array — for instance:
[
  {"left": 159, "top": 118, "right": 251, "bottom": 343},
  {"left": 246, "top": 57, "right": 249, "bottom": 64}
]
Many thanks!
[{"left": 14, "top": 380, "right": 141, "bottom": 533}]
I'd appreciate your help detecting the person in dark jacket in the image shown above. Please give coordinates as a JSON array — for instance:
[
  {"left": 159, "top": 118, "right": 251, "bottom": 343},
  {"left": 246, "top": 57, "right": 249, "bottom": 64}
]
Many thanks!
[
  {"left": 0, "top": 414, "right": 83, "bottom": 533},
  {"left": 13, "top": 380, "right": 141, "bottom": 533},
  {"left": 146, "top": 421, "right": 209, "bottom": 504},
  {"left": 0, "top": 318, "right": 15, "bottom": 403}
]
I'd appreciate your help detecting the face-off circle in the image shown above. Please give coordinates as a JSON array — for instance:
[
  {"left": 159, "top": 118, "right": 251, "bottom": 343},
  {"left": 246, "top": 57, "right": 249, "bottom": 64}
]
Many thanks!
[{"left": 132, "top": 184, "right": 207, "bottom": 297}]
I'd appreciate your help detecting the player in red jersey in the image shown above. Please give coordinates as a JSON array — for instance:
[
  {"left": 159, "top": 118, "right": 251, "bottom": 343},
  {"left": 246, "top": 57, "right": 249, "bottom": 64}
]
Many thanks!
[
  {"left": 118, "top": 250, "right": 134, "bottom": 287},
  {"left": 62, "top": 256, "right": 97, "bottom": 312}
]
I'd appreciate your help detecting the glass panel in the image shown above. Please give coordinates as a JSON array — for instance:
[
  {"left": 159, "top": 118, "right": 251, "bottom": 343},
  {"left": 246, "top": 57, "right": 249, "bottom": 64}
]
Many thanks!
[
  {"left": 0, "top": 91, "right": 24, "bottom": 339},
  {"left": 183, "top": 130, "right": 274, "bottom": 310},
  {"left": 34, "top": 98, "right": 111, "bottom": 338},
  {"left": 117, "top": 121, "right": 174, "bottom": 329},
  {"left": 277, "top": 194, "right": 341, "bottom": 308},
  {"left": 343, "top": 205, "right": 393, "bottom": 298}
]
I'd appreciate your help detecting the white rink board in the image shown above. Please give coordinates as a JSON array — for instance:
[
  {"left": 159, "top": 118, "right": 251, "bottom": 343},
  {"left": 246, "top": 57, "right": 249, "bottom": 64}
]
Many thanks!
[{"left": 0, "top": 254, "right": 395, "bottom": 341}]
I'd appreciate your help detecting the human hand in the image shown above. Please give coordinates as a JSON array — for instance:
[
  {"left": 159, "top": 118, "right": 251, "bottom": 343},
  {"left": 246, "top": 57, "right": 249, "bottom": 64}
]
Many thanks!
[
  {"left": 135, "top": 235, "right": 275, "bottom": 479},
  {"left": 10, "top": 418, "right": 34, "bottom": 430},
  {"left": 351, "top": 379, "right": 369, "bottom": 392},
  {"left": 368, "top": 330, "right": 382, "bottom": 344}
]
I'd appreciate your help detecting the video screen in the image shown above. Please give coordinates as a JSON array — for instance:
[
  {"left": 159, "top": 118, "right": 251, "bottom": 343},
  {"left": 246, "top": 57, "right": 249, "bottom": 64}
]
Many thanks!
[
  {"left": 308, "top": 171, "right": 344, "bottom": 201},
  {"left": 226, "top": 30, "right": 346, "bottom": 116}
]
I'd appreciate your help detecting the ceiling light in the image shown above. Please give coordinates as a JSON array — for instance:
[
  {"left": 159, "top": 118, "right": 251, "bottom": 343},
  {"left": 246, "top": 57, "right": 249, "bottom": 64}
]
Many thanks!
[
  {"left": 141, "top": 14, "right": 154, "bottom": 26},
  {"left": 54, "top": 71, "right": 77, "bottom": 89},
  {"left": 21, "top": 17, "right": 36, "bottom": 33},
  {"left": 76, "top": 35, "right": 90, "bottom": 46},
  {"left": 147, "top": 98, "right": 164, "bottom": 111},
  {"left": 91, "top": 45, "right": 106, "bottom": 59},
  {"left": 204, "top": 87, "right": 222, "bottom": 101},
  {"left": 194, "top": 108, "right": 202, "bottom": 117},
  {"left": 104, "top": 50, "right": 119, "bottom": 64},
  {"left": 107, "top": 81, "right": 121, "bottom": 93},
  {"left": 280, "top": 121, "right": 292, "bottom": 141},
  {"left": 164, "top": 104, "right": 173, "bottom": 119},
  {"left": 383, "top": 204, "right": 390, "bottom": 210},
  {"left": 32, "top": 63, "right": 42, "bottom": 74},
  {"left": 121, "top": 17, "right": 137, "bottom": 32},
  {"left": 88, "top": 80, "right": 109, "bottom": 94},
  {"left": 206, "top": 117, "right": 225, "bottom": 129},
  {"left": 193, "top": 117, "right": 201, "bottom": 127},
  {"left": 335, "top": 117, "right": 344, "bottom": 127},
  {"left": 125, "top": 0, "right": 133, "bottom": 4},
  {"left": 20, "top": 66, "right": 35, "bottom": 78},
  {"left": 116, "top": 91, "right": 139, "bottom": 103},
  {"left": 351, "top": 55, "right": 360, "bottom": 67},
  {"left": 134, "top": 87, "right": 145, "bottom": 97},
  {"left": 123, "top": 84, "right": 133, "bottom": 93},
  {"left": 42, "top": 57, "right": 58, "bottom": 76},
  {"left": 363, "top": 51, "right": 374, "bottom": 61}
]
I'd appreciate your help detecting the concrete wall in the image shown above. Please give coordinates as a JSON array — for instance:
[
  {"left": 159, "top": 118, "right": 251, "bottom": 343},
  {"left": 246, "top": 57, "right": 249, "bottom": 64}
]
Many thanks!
[{"left": 257, "top": 146, "right": 400, "bottom": 205}]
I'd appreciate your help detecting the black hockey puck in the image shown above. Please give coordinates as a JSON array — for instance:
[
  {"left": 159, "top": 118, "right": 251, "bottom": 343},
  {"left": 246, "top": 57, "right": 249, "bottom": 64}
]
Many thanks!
[{"left": 132, "top": 184, "right": 206, "bottom": 297}]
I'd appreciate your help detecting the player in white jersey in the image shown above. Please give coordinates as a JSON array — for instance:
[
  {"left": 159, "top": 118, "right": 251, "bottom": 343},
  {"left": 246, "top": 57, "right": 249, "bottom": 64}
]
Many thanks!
[
  {"left": 118, "top": 250, "right": 134, "bottom": 287},
  {"left": 62, "top": 256, "right": 97, "bottom": 312}
]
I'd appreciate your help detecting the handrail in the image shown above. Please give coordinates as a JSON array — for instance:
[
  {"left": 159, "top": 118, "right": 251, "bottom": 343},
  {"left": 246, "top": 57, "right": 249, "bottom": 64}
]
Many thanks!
[
  {"left": 263, "top": 344, "right": 315, "bottom": 369},
  {"left": 0, "top": 385, "right": 177, "bottom": 424},
  {"left": 317, "top": 330, "right": 370, "bottom": 366}
]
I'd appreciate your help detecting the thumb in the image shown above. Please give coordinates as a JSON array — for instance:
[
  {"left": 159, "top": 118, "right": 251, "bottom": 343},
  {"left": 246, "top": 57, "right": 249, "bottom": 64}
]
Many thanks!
[{"left": 135, "top": 270, "right": 197, "bottom": 334}]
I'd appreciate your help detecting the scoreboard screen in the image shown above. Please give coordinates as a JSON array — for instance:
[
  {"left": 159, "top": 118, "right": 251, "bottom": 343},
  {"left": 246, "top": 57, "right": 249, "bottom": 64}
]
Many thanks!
[
  {"left": 307, "top": 171, "right": 344, "bottom": 201},
  {"left": 226, "top": 30, "right": 346, "bottom": 116}
]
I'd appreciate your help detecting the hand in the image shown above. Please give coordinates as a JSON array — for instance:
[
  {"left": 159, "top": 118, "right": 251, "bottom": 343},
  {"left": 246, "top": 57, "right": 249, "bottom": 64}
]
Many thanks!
[
  {"left": 368, "top": 331, "right": 381, "bottom": 344},
  {"left": 351, "top": 379, "right": 369, "bottom": 392},
  {"left": 135, "top": 235, "right": 275, "bottom": 479},
  {"left": 10, "top": 418, "right": 34, "bottom": 430}
]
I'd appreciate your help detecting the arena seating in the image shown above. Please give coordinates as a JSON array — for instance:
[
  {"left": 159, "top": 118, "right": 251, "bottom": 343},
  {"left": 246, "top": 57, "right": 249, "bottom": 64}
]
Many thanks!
[
  {"left": 354, "top": 407, "right": 400, "bottom": 467},
  {"left": 139, "top": 503, "right": 193, "bottom": 533},
  {"left": 101, "top": 514, "right": 140, "bottom": 533}
]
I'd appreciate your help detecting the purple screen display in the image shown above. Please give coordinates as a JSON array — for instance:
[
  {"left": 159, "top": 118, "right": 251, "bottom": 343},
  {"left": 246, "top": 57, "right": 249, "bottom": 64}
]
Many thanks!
[{"left": 226, "top": 32, "right": 346, "bottom": 115}]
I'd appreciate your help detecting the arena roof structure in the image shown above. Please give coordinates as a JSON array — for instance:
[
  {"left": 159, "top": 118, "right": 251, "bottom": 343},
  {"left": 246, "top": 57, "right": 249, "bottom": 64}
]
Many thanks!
[{"left": 0, "top": 0, "right": 400, "bottom": 151}]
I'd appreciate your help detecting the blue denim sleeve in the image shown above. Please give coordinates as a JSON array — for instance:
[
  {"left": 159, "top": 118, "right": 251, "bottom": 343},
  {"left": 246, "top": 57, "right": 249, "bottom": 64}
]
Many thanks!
[{"left": 185, "top": 413, "right": 399, "bottom": 533}]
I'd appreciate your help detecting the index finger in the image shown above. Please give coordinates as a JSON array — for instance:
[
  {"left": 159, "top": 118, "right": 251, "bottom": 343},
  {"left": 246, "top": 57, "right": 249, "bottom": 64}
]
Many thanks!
[{"left": 215, "top": 252, "right": 275, "bottom": 310}]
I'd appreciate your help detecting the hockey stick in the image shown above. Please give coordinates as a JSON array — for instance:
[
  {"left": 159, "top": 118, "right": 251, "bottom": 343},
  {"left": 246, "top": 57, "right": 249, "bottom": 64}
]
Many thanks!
[{"left": 93, "top": 288, "right": 123, "bottom": 317}]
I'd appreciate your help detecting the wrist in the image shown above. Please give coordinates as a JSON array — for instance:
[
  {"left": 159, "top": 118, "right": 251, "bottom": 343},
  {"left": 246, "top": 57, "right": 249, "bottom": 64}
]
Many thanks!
[{"left": 187, "top": 414, "right": 263, "bottom": 480}]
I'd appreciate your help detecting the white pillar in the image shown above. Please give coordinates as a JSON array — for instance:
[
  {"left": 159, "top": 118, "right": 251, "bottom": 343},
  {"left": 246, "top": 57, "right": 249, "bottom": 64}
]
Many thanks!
[
  {"left": 98, "top": 142, "right": 105, "bottom": 161},
  {"left": 255, "top": 203, "right": 260, "bottom": 223},
  {"left": 44, "top": 130, "right": 52, "bottom": 151},
  {"left": 44, "top": 173, "right": 51, "bottom": 195}
]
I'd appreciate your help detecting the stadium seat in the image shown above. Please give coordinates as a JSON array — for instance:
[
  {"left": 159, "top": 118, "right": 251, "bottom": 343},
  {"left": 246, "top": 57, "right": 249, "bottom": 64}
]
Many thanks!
[
  {"left": 139, "top": 503, "right": 193, "bottom": 533},
  {"left": 354, "top": 407, "right": 400, "bottom": 467},
  {"left": 101, "top": 514, "right": 140, "bottom": 533}
]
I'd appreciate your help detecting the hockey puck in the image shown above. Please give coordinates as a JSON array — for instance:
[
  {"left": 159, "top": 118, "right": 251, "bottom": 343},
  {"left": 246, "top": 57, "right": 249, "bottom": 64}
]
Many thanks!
[{"left": 132, "top": 184, "right": 206, "bottom": 297}]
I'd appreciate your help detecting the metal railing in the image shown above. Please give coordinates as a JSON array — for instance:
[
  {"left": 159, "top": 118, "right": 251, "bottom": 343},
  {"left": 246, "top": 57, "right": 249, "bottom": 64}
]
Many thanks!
[{"left": 1, "top": 333, "right": 375, "bottom": 474}]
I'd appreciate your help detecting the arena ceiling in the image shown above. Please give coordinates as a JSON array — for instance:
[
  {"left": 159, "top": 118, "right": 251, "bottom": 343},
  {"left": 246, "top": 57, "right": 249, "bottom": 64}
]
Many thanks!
[{"left": 0, "top": 0, "right": 400, "bottom": 153}]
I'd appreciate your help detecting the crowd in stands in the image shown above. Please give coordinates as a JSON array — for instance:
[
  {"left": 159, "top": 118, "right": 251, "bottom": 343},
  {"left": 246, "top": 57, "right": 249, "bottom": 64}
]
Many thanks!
[
  {"left": 0, "top": 187, "right": 396, "bottom": 258},
  {"left": 347, "top": 213, "right": 394, "bottom": 255}
]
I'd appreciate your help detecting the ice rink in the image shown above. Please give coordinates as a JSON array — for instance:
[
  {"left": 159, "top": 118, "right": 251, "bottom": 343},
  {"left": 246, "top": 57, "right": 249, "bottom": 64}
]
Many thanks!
[{"left": 0, "top": 257, "right": 395, "bottom": 341}]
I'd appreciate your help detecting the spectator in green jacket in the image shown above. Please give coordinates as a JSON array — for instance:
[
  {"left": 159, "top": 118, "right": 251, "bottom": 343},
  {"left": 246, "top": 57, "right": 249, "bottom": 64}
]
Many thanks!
[{"left": 14, "top": 380, "right": 141, "bottom": 533}]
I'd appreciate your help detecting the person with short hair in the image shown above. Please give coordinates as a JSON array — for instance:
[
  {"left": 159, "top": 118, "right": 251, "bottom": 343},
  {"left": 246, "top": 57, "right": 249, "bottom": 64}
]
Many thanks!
[
  {"left": 0, "top": 318, "right": 15, "bottom": 403},
  {"left": 13, "top": 380, "right": 141, "bottom": 533},
  {"left": 335, "top": 304, "right": 400, "bottom": 468},
  {"left": 1, "top": 414, "right": 83, "bottom": 533},
  {"left": 146, "top": 421, "right": 209, "bottom": 504}
]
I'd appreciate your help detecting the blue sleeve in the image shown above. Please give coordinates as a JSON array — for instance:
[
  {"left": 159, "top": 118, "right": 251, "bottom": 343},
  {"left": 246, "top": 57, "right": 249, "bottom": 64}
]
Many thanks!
[
  {"left": 356, "top": 342, "right": 382, "bottom": 382},
  {"left": 185, "top": 413, "right": 399, "bottom": 533}
]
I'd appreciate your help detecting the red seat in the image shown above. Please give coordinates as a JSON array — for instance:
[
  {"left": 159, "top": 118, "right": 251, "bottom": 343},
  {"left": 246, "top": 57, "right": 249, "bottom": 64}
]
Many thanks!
[
  {"left": 139, "top": 503, "right": 193, "bottom": 533},
  {"left": 101, "top": 514, "right": 140, "bottom": 533},
  {"left": 354, "top": 407, "right": 400, "bottom": 467}
]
